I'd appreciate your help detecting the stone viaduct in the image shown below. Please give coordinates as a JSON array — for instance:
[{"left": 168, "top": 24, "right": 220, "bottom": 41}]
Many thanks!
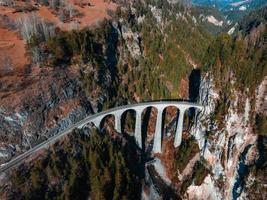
[
  {"left": 0, "top": 101, "right": 203, "bottom": 173},
  {"left": 83, "top": 101, "right": 203, "bottom": 153}
]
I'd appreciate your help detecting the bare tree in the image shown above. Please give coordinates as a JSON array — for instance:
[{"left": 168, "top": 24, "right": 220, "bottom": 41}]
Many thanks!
[
  {"left": 0, "top": 0, "right": 15, "bottom": 7},
  {"left": 16, "top": 13, "right": 55, "bottom": 41},
  {"left": 0, "top": 56, "right": 14, "bottom": 76},
  {"left": 65, "top": 3, "right": 76, "bottom": 18},
  {"left": 31, "top": 47, "right": 46, "bottom": 66},
  {"left": 68, "top": 21, "right": 80, "bottom": 30},
  {"left": 49, "top": 0, "right": 60, "bottom": 10}
]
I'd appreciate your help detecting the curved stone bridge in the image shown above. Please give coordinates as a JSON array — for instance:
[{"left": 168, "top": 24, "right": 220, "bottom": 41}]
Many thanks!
[
  {"left": 0, "top": 101, "right": 202, "bottom": 173},
  {"left": 82, "top": 101, "right": 203, "bottom": 153}
]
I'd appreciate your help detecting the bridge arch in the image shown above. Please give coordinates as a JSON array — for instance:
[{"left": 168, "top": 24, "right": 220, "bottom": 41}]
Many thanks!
[
  {"left": 121, "top": 109, "right": 137, "bottom": 136},
  {"left": 99, "top": 114, "right": 116, "bottom": 131},
  {"left": 163, "top": 106, "right": 179, "bottom": 138},
  {"left": 138, "top": 106, "right": 160, "bottom": 150}
]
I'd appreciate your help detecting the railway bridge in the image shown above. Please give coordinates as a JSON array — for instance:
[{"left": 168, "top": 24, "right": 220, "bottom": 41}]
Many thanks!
[
  {"left": 84, "top": 101, "right": 203, "bottom": 153},
  {"left": 0, "top": 101, "right": 203, "bottom": 173}
]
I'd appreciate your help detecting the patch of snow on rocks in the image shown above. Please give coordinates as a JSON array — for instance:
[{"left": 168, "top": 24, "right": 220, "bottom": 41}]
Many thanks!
[
  {"left": 192, "top": 16, "right": 197, "bottom": 24},
  {"left": 230, "top": 0, "right": 250, "bottom": 7},
  {"left": 4, "top": 116, "right": 14, "bottom": 122},
  {"left": 239, "top": 5, "right": 247, "bottom": 11},
  {"left": 206, "top": 16, "right": 223, "bottom": 26},
  {"left": 228, "top": 23, "right": 238, "bottom": 35}
]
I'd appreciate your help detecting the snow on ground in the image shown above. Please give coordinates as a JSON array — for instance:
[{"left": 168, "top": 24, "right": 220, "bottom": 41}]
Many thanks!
[
  {"left": 206, "top": 16, "right": 223, "bottom": 26},
  {"left": 192, "top": 16, "right": 197, "bottom": 24},
  {"left": 230, "top": 0, "right": 250, "bottom": 7},
  {"left": 239, "top": 6, "right": 247, "bottom": 11},
  {"left": 228, "top": 23, "right": 238, "bottom": 35},
  {"left": 186, "top": 174, "right": 222, "bottom": 200}
]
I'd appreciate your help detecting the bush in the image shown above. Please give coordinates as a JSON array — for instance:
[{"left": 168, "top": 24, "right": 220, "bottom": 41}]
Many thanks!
[
  {"left": 174, "top": 137, "right": 199, "bottom": 171},
  {"left": 192, "top": 161, "right": 209, "bottom": 186}
]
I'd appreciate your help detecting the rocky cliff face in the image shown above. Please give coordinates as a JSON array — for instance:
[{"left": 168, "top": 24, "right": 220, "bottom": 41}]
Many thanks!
[
  {"left": 153, "top": 73, "right": 266, "bottom": 200},
  {"left": 185, "top": 74, "right": 267, "bottom": 199},
  {"left": 0, "top": 65, "right": 94, "bottom": 164}
]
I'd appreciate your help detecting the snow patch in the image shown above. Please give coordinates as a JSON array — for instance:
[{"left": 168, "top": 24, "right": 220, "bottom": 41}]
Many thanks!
[
  {"left": 206, "top": 16, "right": 223, "bottom": 26},
  {"left": 230, "top": 0, "right": 250, "bottom": 7},
  {"left": 239, "top": 6, "right": 247, "bottom": 11},
  {"left": 228, "top": 23, "right": 238, "bottom": 35},
  {"left": 192, "top": 16, "right": 197, "bottom": 24}
]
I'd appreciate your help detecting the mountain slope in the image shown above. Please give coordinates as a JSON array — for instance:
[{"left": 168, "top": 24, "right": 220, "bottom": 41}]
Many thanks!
[
  {"left": 0, "top": 1, "right": 267, "bottom": 199},
  {"left": 190, "top": 5, "right": 267, "bottom": 199},
  {"left": 193, "top": 0, "right": 267, "bottom": 21}
]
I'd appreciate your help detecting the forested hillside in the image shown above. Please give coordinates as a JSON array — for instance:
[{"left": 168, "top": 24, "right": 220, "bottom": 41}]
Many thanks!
[
  {"left": 5, "top": 127, "right": 143, "bottom": 200},
  {"left": 25, "top": 0, "right": 213, "bottom": 108}
]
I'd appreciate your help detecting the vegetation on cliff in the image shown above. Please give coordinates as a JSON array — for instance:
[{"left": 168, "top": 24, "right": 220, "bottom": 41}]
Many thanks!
[
  {"left": 25, "top": 0, "right": 213, "bottom": 109},
  {"left": 7, "top": 128, "right": 143, "bottom": 200},
  {"left": 202, "top": 18, "right": 267, "bottom": 131}
]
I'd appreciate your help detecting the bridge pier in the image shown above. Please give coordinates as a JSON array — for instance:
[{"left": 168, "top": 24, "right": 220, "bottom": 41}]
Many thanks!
[
  {"left": 87, "top": 103, "right": 201, "bottom": 152},
  {"left": 152, "top": 107, "right": 164, "bottom": 154},
  {"left": 114, "top": 112, "right": 123, "bottom": 133},
  {"left": 174, "top": 109, "right": 185, "bottom": 147},
  {"left": 134, "top": 110, "right": 142, "bottom": 149}
]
